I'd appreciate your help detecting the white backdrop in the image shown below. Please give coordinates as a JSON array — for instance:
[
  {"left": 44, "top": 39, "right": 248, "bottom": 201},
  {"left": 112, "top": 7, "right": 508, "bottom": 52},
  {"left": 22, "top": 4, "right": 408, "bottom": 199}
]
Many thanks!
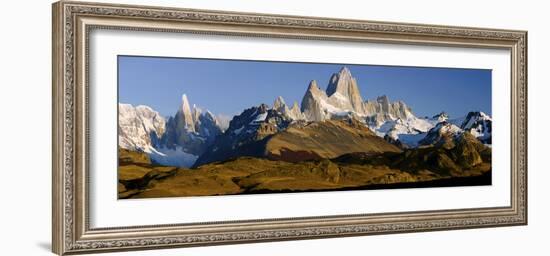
[{"left": 0, "top": 0, "right": 547, "bottom": 255}]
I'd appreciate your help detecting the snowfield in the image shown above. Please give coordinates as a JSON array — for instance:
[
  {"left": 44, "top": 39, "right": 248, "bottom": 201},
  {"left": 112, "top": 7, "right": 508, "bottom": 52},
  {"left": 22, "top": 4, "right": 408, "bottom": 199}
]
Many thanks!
[{"left": 148, "top": 146, "right": 198, "bottom": 168}]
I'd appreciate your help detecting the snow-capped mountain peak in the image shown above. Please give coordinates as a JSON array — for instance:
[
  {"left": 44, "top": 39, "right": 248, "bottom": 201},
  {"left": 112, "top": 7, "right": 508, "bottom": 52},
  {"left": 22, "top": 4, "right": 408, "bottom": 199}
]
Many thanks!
[
  {"left": 375, "top": 115, "right": 436, "bottom": 148},
  {"left": 419, "top": 121, "right": 463, "bottom": 147},
  {"left": 432, "top": 112, "right": 449, "bottom": 123},
  {"left": 118, "top": 103, "right": 166, "bottom": 152},
  {"left": 455, "top": 111, "right": 492, "bottom": 144}
]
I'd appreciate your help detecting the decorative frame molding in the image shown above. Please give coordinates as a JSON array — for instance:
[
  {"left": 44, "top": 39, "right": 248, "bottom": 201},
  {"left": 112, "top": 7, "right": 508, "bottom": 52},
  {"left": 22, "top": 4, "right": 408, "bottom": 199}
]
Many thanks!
[{"left": 52, "top": 1, "right": 527, "bottom": 255}]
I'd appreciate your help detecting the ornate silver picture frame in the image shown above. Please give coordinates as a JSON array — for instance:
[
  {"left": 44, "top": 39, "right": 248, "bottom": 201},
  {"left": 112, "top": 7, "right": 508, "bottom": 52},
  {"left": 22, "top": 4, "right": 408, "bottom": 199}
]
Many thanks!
[{"left": 52, "top": 1, "right": 527, "bottom": 255}]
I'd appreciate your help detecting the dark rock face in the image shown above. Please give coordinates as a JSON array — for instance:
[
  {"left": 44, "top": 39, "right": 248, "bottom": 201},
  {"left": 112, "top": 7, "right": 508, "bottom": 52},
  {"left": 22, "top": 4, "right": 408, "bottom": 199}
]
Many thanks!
[
  {"left": 194, "top": 104, "right": 293, "bottom": 166},
  {"left": 195, "top": 111, "right": 223, "bottom": 144},
  {"left": 160, "top": 112, "right": 218, "bottom": 156},
  {"left": 419, "top": 122, "right": 462, "bottom": 149},
  {"left": 459, "top": 111, "right": 492, "bottom": 144},
  {"left": 160, "top": 98, "right": 222, "bottom": 156},
  {"left": 384, "top": 134, "right": 409, "bottom": 149}
]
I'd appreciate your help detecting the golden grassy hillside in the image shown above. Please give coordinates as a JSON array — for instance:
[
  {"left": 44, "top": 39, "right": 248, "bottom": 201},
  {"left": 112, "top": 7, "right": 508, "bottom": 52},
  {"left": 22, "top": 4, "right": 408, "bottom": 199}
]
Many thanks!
[{"left": 118, "top": 137, "right": 491, "bottom": 199}]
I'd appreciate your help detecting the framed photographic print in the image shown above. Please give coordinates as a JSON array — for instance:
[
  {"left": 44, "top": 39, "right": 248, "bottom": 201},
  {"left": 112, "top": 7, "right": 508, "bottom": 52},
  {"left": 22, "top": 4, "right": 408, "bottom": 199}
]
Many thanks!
[{"left": 52, "top": 1, "right": 527, "bottom": 255}]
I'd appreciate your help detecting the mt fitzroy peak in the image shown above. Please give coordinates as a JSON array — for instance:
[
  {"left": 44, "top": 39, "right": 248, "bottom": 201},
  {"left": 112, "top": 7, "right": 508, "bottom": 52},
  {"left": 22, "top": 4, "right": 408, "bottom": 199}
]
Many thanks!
[
  {"left": 326, "top": 66, "right": 366, "bottom": 113},
  {"left": 301, "top": 67, "right": 415, "bottom": 124}
]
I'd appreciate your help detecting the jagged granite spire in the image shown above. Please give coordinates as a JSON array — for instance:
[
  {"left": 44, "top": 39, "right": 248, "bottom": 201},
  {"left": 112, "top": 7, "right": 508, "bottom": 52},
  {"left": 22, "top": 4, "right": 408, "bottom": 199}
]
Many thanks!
[
  {"left": 325, "top": 66, "right": 365, "bottom": 114},
  {"left": 326, "top": 66, "right": 353, "bottom": 96},
  {"left": 179, "top": 94, "right": 196, "bottom": 132},
  {"left": 301, "top": 80, "right": 329, "bottom": 121},
  {"left": 376, "top": 95, "right": 390, "bottom": 113},
  {"left": 288, "top": 101, "right": 304, "bottom": 120},
  {"left": 273, "top": 96, "right": 286, "bottom": 110},
  {"left": 272, "top": 95, "right": 305, "bottom": 121}
]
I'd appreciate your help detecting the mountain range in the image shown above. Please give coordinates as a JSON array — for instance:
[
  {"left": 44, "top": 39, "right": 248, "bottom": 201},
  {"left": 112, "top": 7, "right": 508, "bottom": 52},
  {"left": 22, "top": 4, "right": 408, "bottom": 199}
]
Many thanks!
[{"left": 118, "top": 67, "right": 492, "bottom": 167}]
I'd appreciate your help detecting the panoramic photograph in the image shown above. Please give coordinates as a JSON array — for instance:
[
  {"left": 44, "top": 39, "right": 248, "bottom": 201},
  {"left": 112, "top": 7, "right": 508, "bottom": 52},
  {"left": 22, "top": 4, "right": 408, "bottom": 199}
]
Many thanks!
[{"left": 117, "top": 56, "right": 492, "bottom": 199}]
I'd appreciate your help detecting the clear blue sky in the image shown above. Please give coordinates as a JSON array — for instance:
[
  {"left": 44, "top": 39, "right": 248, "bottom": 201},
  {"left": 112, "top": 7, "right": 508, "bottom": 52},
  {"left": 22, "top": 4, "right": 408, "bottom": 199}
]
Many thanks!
[{"left": 118, "top": 55, "right": 491, "bottom": 119}]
